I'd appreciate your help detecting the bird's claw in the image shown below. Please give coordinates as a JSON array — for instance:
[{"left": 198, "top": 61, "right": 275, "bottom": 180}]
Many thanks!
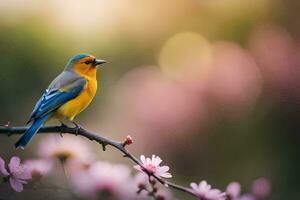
[
  {"left": 59, "top": 123, "right": 67, "bottom": 137},
  {"left": 71, "top": 121, "right": 81, "bottom": 135}
]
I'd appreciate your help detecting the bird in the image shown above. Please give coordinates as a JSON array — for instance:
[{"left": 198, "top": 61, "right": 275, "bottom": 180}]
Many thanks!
[{"left": 15, "top": 54, "right": 106, "bottom": 149}]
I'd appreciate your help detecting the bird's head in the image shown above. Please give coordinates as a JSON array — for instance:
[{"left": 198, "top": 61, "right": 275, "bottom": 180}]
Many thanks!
[{"left": 65, "top": 54, "right": 106, "bottom": 77}]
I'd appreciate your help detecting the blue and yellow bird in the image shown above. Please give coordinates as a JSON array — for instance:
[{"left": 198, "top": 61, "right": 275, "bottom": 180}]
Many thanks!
[{"left": 15, "top": 54, "right": 106, "bottom": 149}]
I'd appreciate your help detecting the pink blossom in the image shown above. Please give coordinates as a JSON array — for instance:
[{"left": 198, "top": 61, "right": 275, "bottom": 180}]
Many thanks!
[
  {"left": 249, "top": 24, "right": 300, "bottom": 102},
  {"left": 0, "top": 156, "right": 32, "bottom": 192},
  {"left": 134, "top": 172, "right": 148, "bottom": 187},
  {"left": 226, "top": 182, "right": 241, "bottom": 199},
  {"left": 134, "top": 172, "right": 151, "bottom": 197},
  {"left": 206, "top": 42, "right": 262, "bottom": 119},
  {"left": 252, "top": 177, "right": 271, "bottom": 198},
  {"left": 134, "top": 155, "right": 172, "bottom": 178},
  {"left": 156, "top": 188, "right": 174, "bottom": 200},
  {"left": 134, "top": 172, "right": 173, "bottom": 200},
  {"left": 71, "top": 161, "right": 138, "bottom": 200},
  {"left": 249, "top": 25, "right": 296, "bottom": 90},
  {"left": 124, "top": 135, "right": 134, "bottom": 146},
  {"left": 0, "top": 157, "right": 9, "bottom": 177},
  {"left": 190, "top": 181, "right": 226, "bottom": 200},
  {"left": 24, "top": 159, "right": 53, "bottom": 177},
  {"left": 38, "top": 135, "right": 94, "bottom": 163},
  {"left": 238, "top": 194, "right": 256, "bottom": 200}
]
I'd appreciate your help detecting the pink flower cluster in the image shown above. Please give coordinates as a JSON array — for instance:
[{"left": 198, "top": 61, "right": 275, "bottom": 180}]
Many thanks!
[
  {"left": 226, "top": 178, "right": 271, "bottom": 200},
  {"left": 68, "top": 154, "right": 174, "bottom": 199},
  {"left": 0, "top": 135, "right": 271, "bottom": 200},
  {"left": 189, "top": 178, "right": 271, "bottom": 200},
  {"left": 37, "top": 135, "right": 173, "bottom": 199}
]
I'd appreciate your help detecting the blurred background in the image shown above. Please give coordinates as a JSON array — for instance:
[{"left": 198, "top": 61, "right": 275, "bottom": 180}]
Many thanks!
[{"left": 0, "top": 0, "right": 299, "bottom": 199}]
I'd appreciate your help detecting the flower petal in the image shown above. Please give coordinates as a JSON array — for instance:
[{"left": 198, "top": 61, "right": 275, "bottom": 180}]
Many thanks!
[
  {"left": 146, "top": 158, "right": 151, "bottom": 165},
  {"left": 152, "top": 155, "right": 162, "bottom": 166},
  {"left": 17, "top": 166, "right": 32, "bottom": 180},
  {"left": 159, "top": 172, "right": 172, "bottom": 178},
  {"left": 190, "top": 180, "right": 225, "bottom": 200},
  {"left": 226, "top": 182, "right": 241, "bottom": 198},
  {"left": 8, "top": 156, "right": 21, "bottom": 173},
  {"left": 0, "top": 157, "right": 9, "bottom": 176},
  {"left": 140, "top": 155, "right": 146, "bottom": 164},
  {"left": 190, "top": 182, "right": 198, "bottom": 190},
  {"left": 9, "top": 177, "right": 24, "bottom": 192},
  {"left": 25, "top": 159, "right": 53, "bottom": 177},
  {"left": 157, "top": 166, "right": 170, "bottom": 173},
  {"left": 199, "top": 180, "right": 210, "bottom": 192},
  {"left": 206, "top": 189, "right": 222, "bottom": 198}
]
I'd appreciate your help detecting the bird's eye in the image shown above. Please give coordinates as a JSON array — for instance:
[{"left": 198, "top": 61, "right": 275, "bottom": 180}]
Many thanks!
[{"left": 84, "top": 61, "right": 91, "bottom": 65}]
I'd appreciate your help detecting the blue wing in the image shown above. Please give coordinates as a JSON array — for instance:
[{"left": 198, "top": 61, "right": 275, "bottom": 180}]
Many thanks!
[
  {"left": 16, "top": 72, "right": 86, "bottom": 148},
  {"left": 28, "top": 77, "right": 86, "bottom": 122}
]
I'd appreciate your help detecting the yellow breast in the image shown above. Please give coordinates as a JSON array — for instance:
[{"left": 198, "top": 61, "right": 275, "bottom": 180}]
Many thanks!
[{"left": 55, "top": 76, "right": 98, "bottom": 121}]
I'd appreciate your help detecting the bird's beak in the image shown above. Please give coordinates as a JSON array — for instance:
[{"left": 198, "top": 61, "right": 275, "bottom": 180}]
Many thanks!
[{"left": 93, "top": 59, "right": 106, "bottom": 67}]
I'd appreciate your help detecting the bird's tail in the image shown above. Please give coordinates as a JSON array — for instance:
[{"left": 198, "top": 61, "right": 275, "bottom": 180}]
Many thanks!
[{"left": 15, "top": 115, "right": 49, "bottom": 149}]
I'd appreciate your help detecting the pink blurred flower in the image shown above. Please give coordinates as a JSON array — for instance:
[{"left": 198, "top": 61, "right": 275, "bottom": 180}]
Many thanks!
[
  {"left": 249, "top": 25, "right": 294, "bottom": 88},
  {"left": 238, "top": 194, "right": 256, "bottom": 200},
  {"left": 249, "top": 24, "right": 300, "bottom": 101},
  {"left": 38, "top": 135, "right": 94, "bottom": 163},
  {"left": 24, "top": 159, "right": 53, "bottom": 177},
  {"left": 226, "top": 182, "right": 241, "bottom": 200},
  {"left": 134, "top": 172, "right": 173, "bottom": 200},
  {"left": 190, "top": 181, "right": 226, "bottom": 200},
  {"left": 0, "top": 157, "right": 9, "bottom": 177},
  {"left": 134, "top": 155, "right": 172, "bottom": 178},
  {"left": 206, "top": 42, "right": 262, "bottom": 119},
  {"left": 156, "top": 188, "right": 174, "bottom": 200},
  {"left": 251, "top": 177, "right": 271, "bottom": 198},
  {"left": 134, "top": 172, "right": 148, "bottom": 191},
  {"left": 71, "top": 161, "right": 138, "bottom": 200},
  {"left": 0, "top": 156, "right": 32, "bottom": 192}
]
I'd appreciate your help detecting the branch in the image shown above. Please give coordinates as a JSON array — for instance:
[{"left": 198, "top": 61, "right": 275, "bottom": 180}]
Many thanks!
[{"left": 0, "top": 125, "right": 196, "bottom": 199}]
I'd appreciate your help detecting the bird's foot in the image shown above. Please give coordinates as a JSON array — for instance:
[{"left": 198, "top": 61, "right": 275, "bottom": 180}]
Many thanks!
[{"left": 59, "top": 123, "right": 68, "bottom": 137}]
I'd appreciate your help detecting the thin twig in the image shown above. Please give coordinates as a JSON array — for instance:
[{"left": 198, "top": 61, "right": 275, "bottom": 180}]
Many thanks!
[{"left": 0, "top": 125, "right": 196, "bottom": 199}]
